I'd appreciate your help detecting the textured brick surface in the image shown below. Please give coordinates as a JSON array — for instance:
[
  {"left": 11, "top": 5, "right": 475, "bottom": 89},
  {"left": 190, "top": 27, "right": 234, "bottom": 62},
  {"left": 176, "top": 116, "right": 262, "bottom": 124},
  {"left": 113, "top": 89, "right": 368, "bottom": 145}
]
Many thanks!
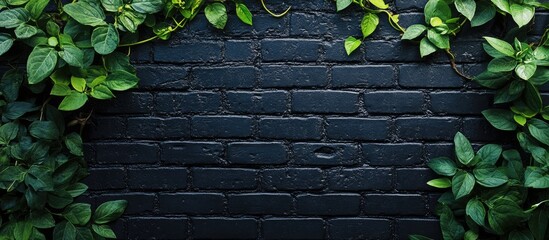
[{"left": 83, "top": 1, "right": 495, "bottom": 239}]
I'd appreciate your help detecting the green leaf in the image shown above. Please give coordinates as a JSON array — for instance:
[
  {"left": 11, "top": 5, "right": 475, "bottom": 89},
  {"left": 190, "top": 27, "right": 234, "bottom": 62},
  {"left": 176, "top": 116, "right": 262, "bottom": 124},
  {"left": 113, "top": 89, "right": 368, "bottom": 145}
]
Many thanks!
[
  {"left": 204, "top": 3, "right": 227, "bottom": 29},
  {"left": 0, "top": 33, "right": 14, "bottom": 56},
  {"left": 70, "top": 76, "right": 86, "bottom": 93},
  {"left": 94, "top": 200, "right": 127, "bottom": 224},
  {"left": 454, "top": 132, "right": 474, "bottom": 165},
  {"left": 100, "top": 0, "right": 122, "bottom": 12},
  {"left": 0, "top": 8, "right": 30, "bottom": 28},
  {"left": 4, "top": 101, "right": 37, "bottom": 120},
  {"left": 452, "top": 171, "right": 475, "bottom": 199},
  {"left": 92, "top": 224, "right": 116, "bottom": 238},
  {"left": 409, "top": 235, "right": 434, "bottom": 240},
  {"left": 236, "top": 3, "right": 252, "bottom": 25},
  {"left": 484, "top": 37, "right": 515, "bottom": 57},
  {"left": 471, "top": 2, "right": 496, "bottom": 27},
  {"left": 473, "top": 165, "right": 508, "bottom": 187},
  {"left": 116, "top": 9, "right": 146, "bottom": 33},
  {"left": 466, "top": 199, "right": 486, "bottom": 226},
  {"left": 509, "top": 230, "right": 534, "bottom": 240},
  {"left": 336, "top": 0, "right": 353, "bottom": 11},
  {"left": 29, "top": 121, "right": 59, "bottom": 140},
  {"left": 427, "top": 178, "right": 452, "bottom": 188},
  {"left": 510, "top": 4, "right": 534, "bottom": 28},
  {"left": 58, "top": 92, "right": 88, "bottom": 111},
  {"left": 523, "top": 82, "right": 542, "bottom": 114},
  {"left": 27, "top": 46, "right": 57, "bottom": 84},
  {"left": 529, "top": 208, "right": 548, "bottom": 240},
  {"left": 525, "top": 166, "right": 549, "bottom": 188},
  {"left": 0, "top": 122, "right": 19, "bottom": 144},
  {"left": 476, "top": 144, "right": 502, "bottom": 165},
  {"left": 464, "top": 231, "right": 478, "bottom": 240},
  {"left": 75, "top": 227, "right": 94, "bottom": 240},
  {"left": 420, "top": 37, "right": 438, "bottom": 57},
  {"left": 474, "top": 70, "right": 511, "bottom": 89},
  {"left": 455, "top": 0, "right": 476, "bottom": 21},
  {"left": 24, "top": 0, "right": 48, "bottom": 19},
  {"left": 515, "top": 62, "right": 537, "bottom": 80},
  {"left": 30, "top": 211, "right": 55, "bottom": 229},
  {"left": 488, "top": 198, "right": 528, "bottom": 235},
  {"left": 439, "top": 205, "right": 466, "bottom": 240},
  {"left": 488, "top": 57, "right": 517, "bottom": 72},
  {"left": 25, "top": 165, "right": 53, "bottom": 191},
  {"left": 47, "top": 190, "right": 73, "bottom": 209},
  {"left": 482, "top": 109, "right": 517, "bottom": 131},
  {"left": 53, "top": 221, "right": 77, "bottom": 240},
  {"left": 402, "top": 24, "right": 427, "bottom": 40},
  {"left": 51, "top": 84, "right": 71, "bottom": 96},
  {"left": 427, "top": 157, "right": 457, "bottom": 176},
  {"left": 105, "top": 70, "right": 139, "bottom": 91},
  {"left": 502, "top": 149, "right": 524, "bottom": 180},
  {"left": 528, "top": 119, "right": 549, "bottom": 146},
  {"left": 494, "top": 80, "right": 524, "bottom": 104},
  {"left": 66, "top": 183, "right": 88, "bottom": 197},
  {"left": 14, "top": 221, "right": 33, "bottom": 240},
  {"left": 490, "top": 0, "right": 510, "bottom": 13},
  {"left": 63, "top": 1, "right": 106, "bottom": 27},
  {"left": 360, "top": 13, "right": 379, "bottom": 39},
  {"left": 369, "top": 0, "right": 388, "bottom": 9},
  {"left": 14, "top": 24, "right": 37, "bottom": 39},
  {"left": 424, "top": 0, "right": 451, "bottom": 22},
  {"left": 130, "top": 0, "right": 163, "bottom": 14},
  {"left": 92, "top": 24, "right": 119, "bottom": 55},
  {"left": 65, "top": 132, "right": 83, "bottom": 157},
  {"left": 58, "top": 45, "right": 84, "bottom": 68},
  {"left": 91, "top": 85, "right": 115, "bottom": 100},
  {"left": 344, "top": 36, "right": 361, "bottom": 55},
  {"left": 427, "top": 29, "right": 449, "bottom": 49},
  {"left": 0, "top": 69, "right": 23, "bottom": 102},
  {"left": 103, "top": 51, "right": 135, "bottom": 73},
  {"left": 63, "top": 203, "right": 91, "bottom": 226}
]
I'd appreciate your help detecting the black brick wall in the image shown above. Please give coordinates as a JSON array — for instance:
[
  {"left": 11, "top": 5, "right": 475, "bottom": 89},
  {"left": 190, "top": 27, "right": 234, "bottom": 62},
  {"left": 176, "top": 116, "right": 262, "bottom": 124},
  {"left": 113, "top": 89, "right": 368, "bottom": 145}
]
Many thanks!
[{"left": 81, "top": 0, "right": 547, "bottom": 239}]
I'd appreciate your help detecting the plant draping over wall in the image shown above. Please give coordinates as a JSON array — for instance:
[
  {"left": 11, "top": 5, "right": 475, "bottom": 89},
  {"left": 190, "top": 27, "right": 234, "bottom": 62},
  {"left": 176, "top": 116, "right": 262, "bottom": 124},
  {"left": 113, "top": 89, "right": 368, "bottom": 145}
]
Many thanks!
[{"left": 0, "top": 0, "right": 548, "bottom": 239}]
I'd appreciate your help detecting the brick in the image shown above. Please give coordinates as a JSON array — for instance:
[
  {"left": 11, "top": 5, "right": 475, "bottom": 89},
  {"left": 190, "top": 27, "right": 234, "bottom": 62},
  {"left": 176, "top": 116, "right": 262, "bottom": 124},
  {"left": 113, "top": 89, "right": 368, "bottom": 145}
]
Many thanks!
[
  {"left": 192, "top": 218, "right": 258, "bottom": 239},
  {"left": 262, "top": 168, "right": 324, "bottom": 190},
  {"left": 87, "top": 117, "right": 125, "bottom": 140},
  {"left": 293, "top": 143, "right": 360, "bottom": 166},
  {"left": 94, "top": 193, "right": 155, "bottom": 215},
  {"left": 161, "top": 141, "right": 223, "bottom": 165},
  {"left": 395, "top": 0, "right": 427, "bottom": 10},
  {"left": 128, "top": 168, "right": 187, "bottom": 190},
  {"left": 136, "top": 65, "right": 189, "bottom": 89},
  {"left": 425, "top": 143, "right": 454, "bottom": 159},
  {"left": 94, "top": 92, "right": 152, "bottom": 114},
  {"left": 225, "top": 40, "right": 254, "bottom": 62},
  {"left": 228, "top": 193, "right": 293, "bottom": 215},
  {"left": 127, "top": 217, "right": 188, "bottom": 239},
  {"left": 430, "top": 92, "right": 492, "bottom": 115},
  {"left": 259, "top": 117, "right": 322, "bottom": 140},
  {"left": 364, "top": 194, "right": 426, "bottom": 215},
  {"left": 192, "top": 168, "right": 258, "bottom": 190},
  {"left": 332, "top": 65, "right": 394, "bottom": 88},
  {"left": 296, "top": 194, "right": 361, "bottom": 216},
  {"left": 95, "top": 143, "right": 158, "bottom": 164},
  {"left": 226, "top": 91, "right": 288, "bottom": 114},
  {"left": 292, "top": 91, "right": 359, "bottom": 113},
  {"left": 260, "top": 65, "right": 328, "bottom": 88},
  {"left": 155, "top": 92, "right": 221, "bottom": 114},
  {"left": 158, "top": 193, "right": 225, "bottom": 214},
  {"left": 192, "top": 66, "right": 257, "bottom": 89},
  {"left": 191, "top": 116, "right": 253, "bottom": 138},
  {"left": 85, "top": 168, "right": 125, "bottom": 190},
  {"left": 154, "top": 41, "right": 222, "bottom": 63},
  {"left": 462, "top": 117, "right": 511, "bottom": 142},
  {"left": 262, "top": 218, "right": 325, "bottom": 240},
  {"left": 364, "top": 91, "right": 424, "bottom": 114},
  {"left": 326, "top": 117, "right": 389, "bottom": 140},
  {"left": 362, "top": 143, "right": 423, "bottom": 166},
  {"left": 261, "top": 39, "right": 321, "bottom": 62},
  {"left": 399, "top": 64, "right": 463, "bottom": 88},
  {"left": 227, "top": 142, "right": 288, "bottom": 165},
  {"left": 126, "top": 117, "right": 189, "bottom": 139},
  {"left": 225, "top": 14, "right": 289, "bottom": 36},
  {"left": 328, "top": 168, "right": 392, "bottom": 191},
  {"left": 364, "top": 40, "right": 422, "bottom": 62},
  {"left": 324, "top": 40, "right": 363, "bottom": 62},
  {"left": 328, "top": 218, "right": 392, "bottom": 240},
  {"left": 397, "top": 218, "right": 442, "bottom": 239},
  {"left": 396, "top": 117, "right": 459, "bottom": 141},
  {"left": 396, "top": 168, "right": 438, "bottom": 191}
]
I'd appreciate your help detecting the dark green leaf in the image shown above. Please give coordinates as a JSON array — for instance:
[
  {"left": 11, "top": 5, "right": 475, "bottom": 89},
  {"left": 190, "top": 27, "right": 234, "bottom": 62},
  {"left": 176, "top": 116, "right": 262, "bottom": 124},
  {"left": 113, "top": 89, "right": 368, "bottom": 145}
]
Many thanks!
[
  {"left": 439, "top": 205, "right": 465, "bottom": 240},
  {"left": 65, "top": 132, "right": 83, "bottom": 157},
  {"left": 336, "top": 0, "right": 353, "bottom": 11},
  {"left": 58, "top": 92, "right": 88, "bottom": 111},
  {"left": 529, "top": 68, "right": 549, "bottom": 86},
  {"left": 427, "top": 157, "right": 457, "bottom": 176},
  {"left": 105, "top": 70, "right": 139, "bottom": 91},
  {"left": 14, "top": 220, "right": 33, "bottom": 240},
  {"left": 476, "top": 144, "right": 502, "bottom": 165},
  {"left": 58, "top": 45, "right": 84, "bottom": 68},
  {"left": 130, "top": 0, "right": 163, "bottom": 14},
  {"left": 484, "top": 37, "right": 515, "bottom": 57},
  {"left": 14, "top": 24, "right": 37, "bottom": 39},
  {"left": 48, "top": 190, "right": 73, "bottom": 209},
  {"left": 466, "top": 198, "right": 486, "bottom": 226},
  {"left": 0, "top": 8, "right": 29, "bottom": 28},
  {"left": 454, "top": 132, "right": 474, "bottom": 165},
  {"left": 29, "top": 121, "right": 59, "bottom": 140},
  {"left": 91, "top": 24, "right": 119, "bottom": 55},
  {"left": 27, "top": 46, "right": 57, "bottom": 84},
  {"left": 66, "top": 183, "right": 88, "bottom": 197},
  {"left": 488, "top": 57, "right": 517, "bottom": 72},
  {"left": 473, "top": 165, "right": 508, "bottom": 187},
  {"left": 0, "top": 122, "right": 19, "bottom": 144},
  {"left": 53, "top": 221, "right": 77, "bottom": 240},
  {"left": 25, "top": 0, "right": 48, "bottom": 19},
  {"left": 25, "top": 165, "right": 54, "bottom": 191},
  {"left": 510, "top": 4, "right": 534, "bottom": 28},
  {"left": 524, "top": 166, "right": 549, "bottom": 188},
  {"left": 452, "top": 171, "right": 475, "bottom": 199},
  {"left": 424, "top": 0, "right": 452, "bottom": 22},
  {"left": 482, "top": 109, "right": 517, "bottom": 131},
  {"left": 402, "top": 24, "right": 427, "bottom": 40},
  {"left": 420, "top": 37, "right": 437, "bottom": 57},
  {"left": 427, "top": 29, "right": 449, "bottom": 49},
  {"left": 63, "top": 1, "right": 106, "bottom": 27},
  {"left": 474, "top": 71, "right": 511, "bottom": 89},
  {"left": 502, "top": 149, "right": 524, "bottom": 180},
  {"left": 91, "top": 85, "right": 115, "bottom": 100},
  {"left": 103, "top": 51, "right": 135, "bottom": 73},
  {"left": 92, "top": 224, "right": 116, "bottom": 238},
  {"left": 455, "top": 0, "right": 476, "bottom": 21},
  {"left": 529, "top": 208, "right": 548, "bottom": 240},
  {"left": 204, "top": 3, "right": 227, "bottom": 29},
  {"left": 0, "top": 33, "right": 14, "bottom": 56},
  {"left": 63, "top": 203, "right": 91, "bottom": 226},
  {"left": 471, "top": 2, "right": 496, "bottom": 27},
  {"left": 30, "top": 211, "right": 55, "bottom": 229},
  {"left": 94, "top": 200, "right": 127, "bottom": 224},
  {"left": 116, "top": 9, "right": 146, "bottom": 33},
  {"left": 488, "top": 198, "right": 528, "bottom": 235},
  {"left": 494, "top": 80, "right": 524, "bottom": 104},
  {"left": 100, "top": 0, "right": 122, "bottom": 12}
]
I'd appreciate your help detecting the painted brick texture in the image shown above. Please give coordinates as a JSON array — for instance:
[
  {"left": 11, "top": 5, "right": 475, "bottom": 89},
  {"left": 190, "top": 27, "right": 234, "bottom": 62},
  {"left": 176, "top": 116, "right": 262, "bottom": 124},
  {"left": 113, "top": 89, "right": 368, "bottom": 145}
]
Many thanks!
[{"left": 82, "top": 0, "right": 512, "bottom": 239}]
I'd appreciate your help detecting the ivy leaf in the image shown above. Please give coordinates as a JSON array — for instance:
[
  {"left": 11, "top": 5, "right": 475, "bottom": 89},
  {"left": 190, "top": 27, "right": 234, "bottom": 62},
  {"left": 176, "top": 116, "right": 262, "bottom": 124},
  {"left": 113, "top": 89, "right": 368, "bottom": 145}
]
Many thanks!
[
  {"left": 427, "top": 157, "right": 457, "bottom": 176},
  {"left": 482, "top": 109, "right": 517, "bottom": 131},
  {"left": 427, "top": 29, "right": 449, "bottom": 49},
  {"left": 63, "top": 203, "right": 91, "bottom": 226},
  {"left": 427, "top": 178, "right": 452, "bottom": 188},
  {"left": 130, "top": 0, "right": 163, "bottom": 14},
  {"left": 27, "top": 46, "right": 57, "bottom": 84},
  {"left": 487, "top": 57, "right": 516, "bottom": 72},
  {"left": 424, "top": 0, "right": 451, "bottom": 22},
  {"left": 510, "top": 4, "right": 534, "bottom": 28},
  {"left": 236, "top": 3, "right": 252, "bottom": 26},
  {"left": 369, "top": 0, "right": 388, "bottom": 9},
  {"left": 0, "top": 122, "right": 19, "bottom": 144},
  {"left": 525, "top": 167, "right": 549, "bottom": 188},
  {"left": 476, "top": 144, "right": 502, "bottom": 165},
  {"left": 488, "top": 198, "right": 528, "bottom": 235},
  {"left": 25, "top": 165, "right": 54, "bottom": 191},
  {"left": 24, "top": 0, "right": 48, "bottom": 19},
  {"left": 0, "top": 33, "right": 14, "bottom": 57},
  {"left": 70, "top": 76, "right": 86, "bottom": 93},
  {"left": 94, "top": 200, "right": 127, "bottom": 224},
  {"left": 65, "top": 132, "right": 83, "bottom": 157},
  {"left": 483, "top": 37, "right": 515, "bottom": 57},
  {"left": 101, "top": 0, "right": 123, "bottom": 12},
  {"left": 0, "top": 8, "right": 30, "bottom": 28},
  {"left": 473, "top": 165, "right": 508, "bottom": 187},
  {"left": 344, "top": 36, "right": 361, "bottom": 55},
  {"left": 490, "top": 0, "right": 510, "bottom": 13},
  {"left": 30, "top": 211, "right": 55, "bottom": 229},
  {"left": 515, "top": 62, "right": 537, "bottom": 80},
  {"left": 455, "top": 0, "right": 476, "bottom": 21},
  {"left": 3, "top": 101, "right": 38, "bottom": 120},
  {"left": 105, "top": 70, "right": 139, "bottom": 91},
  {"left": 53, "top": 221, "right": 77, "bottom": 240},
  {"left": 14, "top": 24, "right": 38, "bottom": 39},
  {"left": 92, "top": 224, "right": 116, "bottom": 238},
  {"left": 14, "top": 221, "right": 33, "bottom": 240},
  {"left": 466, "top": 199, "right": 486, "bottom": 226},
  {"left": 528, "top": 119, "right": 549, "bottom": 147},
  {"left": 454, "top": 132, "right": 474, "bottom": 165},
  {"left": 204, "top": 3, "right": 227, "bottom": 29},
  {"left": 117, "top": 10, "right": 146, "bottom": 33},
  {"left": 471, "top": 2, "right": 496, "bottom": 27},
  {"left": 66, "top": 183, "right": 88, "bottom": 197},
  {"left": 58, "top": 45, "right": 84, "bottom": 68},
  {"left": 452, "top": 171, "right": 475, "bottom": 199},
  {"left": 336, "top": 0, "right": 353, "bottom": 11},
  {"left": 529, "top": 208, "right": 549, "bottom": 240},
  {"left": 63, "top": 1, "right": 106, "bottom": 27},
  {"left": 439, "top": 205, "right": 465, "bottom": 239},
  {"left": 91, "top": 24, "right": 119, "bottom": 55},
  {"left": 29, "top": 121, "right": 59, "bottom": 140},
  {"left": 360, "top": 13, "right": 379, "bottom": 39},
  {"left": 58, "top": 92, "right": 88, "bottom": 111},
  {"left": 419, "top": 37, "right": 437, "bottom": 57},
  {"left": 402, "top": 24, "right": 426, "bottom": 40},
  {"left": 91, "top": 85, "right": 115, "bottom": 100}
]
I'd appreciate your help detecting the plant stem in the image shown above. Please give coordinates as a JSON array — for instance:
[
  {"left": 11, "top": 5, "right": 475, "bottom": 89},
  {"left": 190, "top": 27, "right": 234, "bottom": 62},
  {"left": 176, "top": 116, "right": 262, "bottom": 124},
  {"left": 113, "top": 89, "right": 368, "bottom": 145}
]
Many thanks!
[
  {"left": 260, "top": 0, "right": 291, "bottom": 18},
  {"left": 445, "top": 49, "right": 472, "bottom": 81}
]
